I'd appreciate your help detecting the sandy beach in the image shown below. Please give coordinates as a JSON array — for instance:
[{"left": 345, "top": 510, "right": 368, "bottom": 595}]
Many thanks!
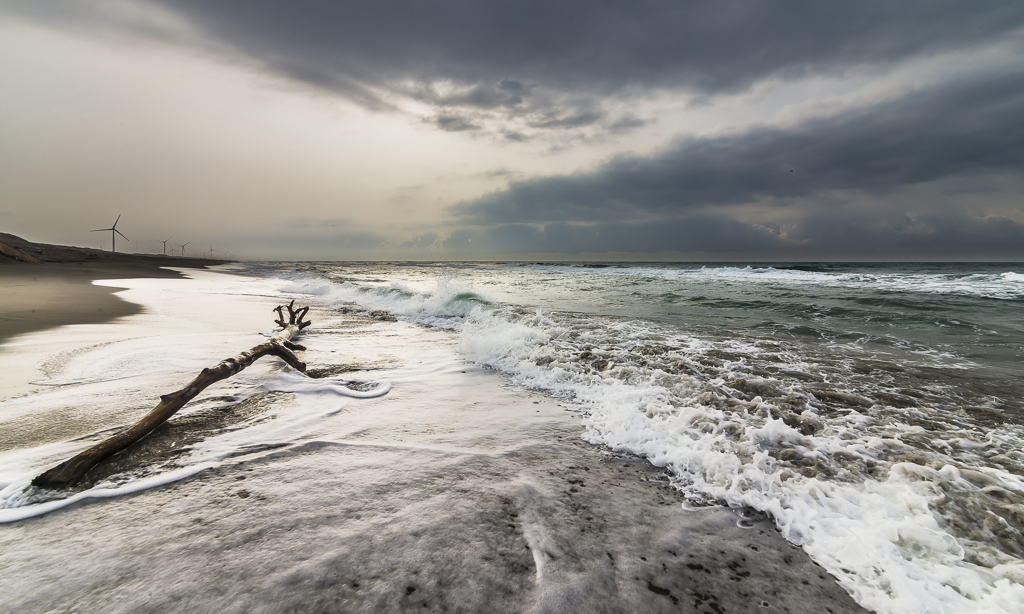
[{"left": 0, "top": 255, "right": 866, "bottom": 613}]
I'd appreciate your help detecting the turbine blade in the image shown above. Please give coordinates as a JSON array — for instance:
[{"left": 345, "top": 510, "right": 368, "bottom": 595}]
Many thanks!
[
  {"left": 113, "top": 214, "right": 121, "bottom": 228},
  {"left": 90, "top": 228, "right": 111, "bottom": 232},
  {"left": 116, "top": 229, "right": 128, "bottom": 240}
]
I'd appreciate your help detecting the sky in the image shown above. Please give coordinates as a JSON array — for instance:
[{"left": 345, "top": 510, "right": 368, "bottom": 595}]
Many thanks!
[{"left": 1, "top": 0, "right": 1023, "bottom": 261}]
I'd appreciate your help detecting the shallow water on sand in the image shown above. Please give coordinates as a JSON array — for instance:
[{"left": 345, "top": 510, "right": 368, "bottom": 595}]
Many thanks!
[{"left": 255, "top": 261, "right": 1024, "bottom": 614}]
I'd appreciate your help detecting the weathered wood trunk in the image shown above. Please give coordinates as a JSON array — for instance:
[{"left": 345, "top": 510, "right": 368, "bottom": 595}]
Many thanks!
[{"left": 32, "top": 301, "right": 312, "bottom": 489}]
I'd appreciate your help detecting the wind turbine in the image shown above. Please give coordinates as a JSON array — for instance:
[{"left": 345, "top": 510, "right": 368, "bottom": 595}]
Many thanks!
[
  {"left": 91, "top": 215, "right": 128, "bottom": 252},
  {"left": 160, "top": 237, "right": 172, "bottom": 255},
  {"left": 176, "top": 242, "right": 189, "bottom": 257}
]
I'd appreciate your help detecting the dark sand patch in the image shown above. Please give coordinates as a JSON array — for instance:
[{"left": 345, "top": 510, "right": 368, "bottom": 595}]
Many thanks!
[
  {"left": 306, "top": 362, "right": 399, "bottom": 378},
  {"left": 0, "top": 232, "right": 228, "bottom": 344},
  {"left": 0, "top": 264, "right": 147, "bottom": 344}
]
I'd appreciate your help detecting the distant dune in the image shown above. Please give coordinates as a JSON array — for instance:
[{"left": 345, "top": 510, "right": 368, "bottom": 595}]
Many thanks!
[{"left": 0, "top": 232, "right": 230, "bottom": 267}]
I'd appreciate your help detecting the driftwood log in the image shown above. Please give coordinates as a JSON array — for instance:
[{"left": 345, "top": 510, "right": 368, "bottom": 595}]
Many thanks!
[{"left": 32, "top": 301, "right": 313, "bottom": 489}]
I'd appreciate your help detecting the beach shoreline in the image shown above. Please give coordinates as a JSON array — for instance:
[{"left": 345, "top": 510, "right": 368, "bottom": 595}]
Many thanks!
[{"left": 0, "top": 261, "right": 866, "bottom": 613}]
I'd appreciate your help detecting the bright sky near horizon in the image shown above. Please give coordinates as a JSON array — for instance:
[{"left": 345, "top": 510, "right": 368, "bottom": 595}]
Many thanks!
[{"left": 1, "top": 1, "right": 1023, "bottom": 261}]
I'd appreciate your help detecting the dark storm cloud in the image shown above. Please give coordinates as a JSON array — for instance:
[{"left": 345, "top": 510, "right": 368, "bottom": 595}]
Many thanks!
[
  {"left": 439, "top": 210, "right": 1024, "bottom": 258},
  {"left": 150, "top": 1, "right": 1022, "bottom": 96},
  {"left": 439, "top": 64, "right": 1024, "bottom": 257},
  {"left": 786, "top": 208, "right": 1024, "bottom": 254},
  {"left": 11, "top": 0, "right": 1022, "bottom": 136},
  {"left": 532, "top": 111, "right": 605, "bottom": 130},
  {"left": 452, "top": 68, "right": 1024, "bottom": 224},
  {"left": 442, "top": 217, "right": 782, "bottom": 254}
]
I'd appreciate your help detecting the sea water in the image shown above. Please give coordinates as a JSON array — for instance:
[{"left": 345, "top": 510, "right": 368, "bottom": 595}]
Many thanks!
[
  {"left": 256, "top": 261, "right": 1024, "bottom": 614},
  {"left": 1, "top": 262, "right": 1022, "bottom": 613}
]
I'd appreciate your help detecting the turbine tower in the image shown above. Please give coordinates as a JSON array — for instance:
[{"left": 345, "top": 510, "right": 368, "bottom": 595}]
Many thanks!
[
  {"left": 160, "top": 237, "right": 172, "bottom": 256},
  {"left": 176, "top": 242, "right": 189, "bottom": 257},
  {"left": 90, "top": 215, "right": 128, "bottom": 252}
]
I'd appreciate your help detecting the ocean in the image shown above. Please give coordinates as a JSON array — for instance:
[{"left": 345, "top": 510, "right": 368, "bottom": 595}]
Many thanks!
[
  {"left": 263, "top": 261, "right": 1024, "bottom": 613},
  {"left": 1, "top": 261, "right": 1022, "bottom": 613}
]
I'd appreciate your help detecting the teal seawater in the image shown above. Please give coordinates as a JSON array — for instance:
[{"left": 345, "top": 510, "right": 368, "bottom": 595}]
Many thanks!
[{"left": 271, "top": 261, "right": 1023, "bottom": 420}]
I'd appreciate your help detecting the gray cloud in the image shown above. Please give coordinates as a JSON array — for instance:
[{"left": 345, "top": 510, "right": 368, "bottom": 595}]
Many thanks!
[
  {"left": 452, "top": 68, "right": 1024, "bottom": 224},
  {"left": 607, "top": 114, "right": 647, "bottom": 134},
  {"left": 439, "top": 65, "right": 1024, "bottom": 258},
  {"left": 400, "top": 232, "right": 440, "bottom": 249},
  {"left": 433, "top": 115, "right": 480, "bottom": 132},
  {"left": 11, "top": 0, "right": 1022, "bottom": 139},
  {"left": 531, "top": 111, "right": 604, "bottom": 130},
  {"left": 786, "top": 208, "right": 1024, "bottom": 255},
  {"left": 439, "top": 209, "right": 1024, "bottom": 258}
]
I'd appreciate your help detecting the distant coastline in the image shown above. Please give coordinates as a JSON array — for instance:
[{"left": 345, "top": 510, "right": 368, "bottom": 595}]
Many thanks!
[{"left": 0, "top": 232, "right": 231, "bottom": 268}]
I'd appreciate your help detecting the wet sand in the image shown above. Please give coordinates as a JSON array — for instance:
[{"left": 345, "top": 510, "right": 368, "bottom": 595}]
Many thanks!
[
  {"left": 1, "top": 263, "right": 166, "bottom": 343},
  {"left": 0, "top": 267, "right": 868, "bottom": 613},
  {"left": 0, "top": 232, "right": 228, "bottom": 344}
]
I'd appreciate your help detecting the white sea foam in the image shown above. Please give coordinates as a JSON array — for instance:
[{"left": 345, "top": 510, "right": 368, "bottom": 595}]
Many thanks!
[
  {"left": 530, "top": 264, "right": 1024, "bottom": 300},
  {"left": 0, "top": 270, "right": 391, "bottom": 523},
  {"left": 0, "top": 465, "right": 220, "bottom": 524},
  {"left": 280, "top": 276, "right": 488, "bottom": 329},
  {"left": 275, "top": 269, "right": 1024, "bottom": 614},
  {"left": 692, "top": 266, "right": 1024, "bottom": 301},
  {"left": 0, "top": 367, "right": 389, "bottom": 523}
]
